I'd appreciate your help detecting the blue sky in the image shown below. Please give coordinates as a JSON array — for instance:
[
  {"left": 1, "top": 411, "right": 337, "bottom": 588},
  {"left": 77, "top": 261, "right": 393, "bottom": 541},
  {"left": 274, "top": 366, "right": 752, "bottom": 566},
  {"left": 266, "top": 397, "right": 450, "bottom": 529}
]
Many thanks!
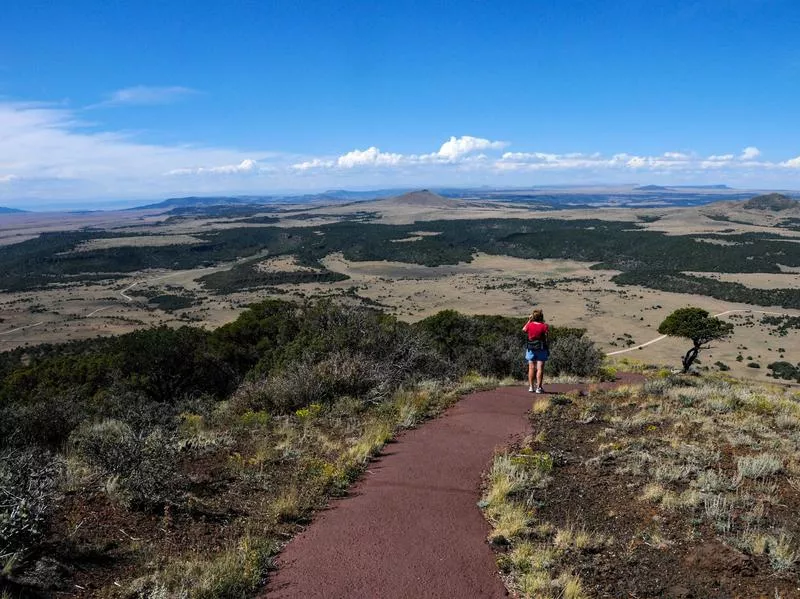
[{"left": 1, "top": 0, "right": 799, "bottom": 206}]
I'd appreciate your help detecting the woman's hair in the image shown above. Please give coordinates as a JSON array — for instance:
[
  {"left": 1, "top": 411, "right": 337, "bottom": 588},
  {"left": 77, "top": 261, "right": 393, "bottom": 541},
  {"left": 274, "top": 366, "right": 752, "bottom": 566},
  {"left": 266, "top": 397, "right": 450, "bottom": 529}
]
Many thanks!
[{"left": 529, "top": 309, "right": 544, "bottom": 322}]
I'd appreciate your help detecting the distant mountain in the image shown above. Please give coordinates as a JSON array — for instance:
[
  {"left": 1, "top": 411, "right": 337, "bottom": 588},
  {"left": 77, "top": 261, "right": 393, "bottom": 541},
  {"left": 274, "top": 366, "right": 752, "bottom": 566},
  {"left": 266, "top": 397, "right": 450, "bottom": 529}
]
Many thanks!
[
  {"left": 383, "top": 189, "right": 462, "bottom": 208},
  {"left": 743, "top": 193, "right": 799, "bottom": 211},
  {"left": 0, "top": 206, "right": 26, "bottom": 213},
  {"left": 635, "top": 185, "right": 670, "bottom": 191},
  {"left": 130, "top": 196, "right": 272, "bottom": 211}
]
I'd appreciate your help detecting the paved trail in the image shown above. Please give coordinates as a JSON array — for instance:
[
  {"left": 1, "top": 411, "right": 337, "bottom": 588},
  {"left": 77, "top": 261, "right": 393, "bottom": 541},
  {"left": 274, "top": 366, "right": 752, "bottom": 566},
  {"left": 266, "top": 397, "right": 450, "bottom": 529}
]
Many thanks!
[{"left": 264, "top": 376, "right": 642, "bottom": 599}]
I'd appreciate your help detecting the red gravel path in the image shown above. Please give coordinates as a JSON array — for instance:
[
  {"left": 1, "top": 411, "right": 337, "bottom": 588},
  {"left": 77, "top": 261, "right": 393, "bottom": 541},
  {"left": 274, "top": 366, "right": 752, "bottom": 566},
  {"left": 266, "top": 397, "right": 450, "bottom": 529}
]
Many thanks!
[{"left": 263, "top": 377, "right": 642, "bottom": 599}]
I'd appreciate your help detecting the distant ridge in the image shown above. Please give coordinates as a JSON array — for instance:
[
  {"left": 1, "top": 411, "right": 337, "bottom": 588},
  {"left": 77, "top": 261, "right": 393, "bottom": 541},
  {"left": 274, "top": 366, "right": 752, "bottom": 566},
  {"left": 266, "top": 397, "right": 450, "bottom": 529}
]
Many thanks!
[
  {"left": 743, "top": 193, "right": 799, "bottom": 211},
  {"left": 130, "top": 196, "right": 270, "bottom": 211},
  {"left": 0, "top": 206, "right": 26, "bottom": 214},
  {"left": 674, "top": 184, "right": 731, "bottom": 190},
  {"left": 635, "top": 185, "right": 670, "bottom": 191}
]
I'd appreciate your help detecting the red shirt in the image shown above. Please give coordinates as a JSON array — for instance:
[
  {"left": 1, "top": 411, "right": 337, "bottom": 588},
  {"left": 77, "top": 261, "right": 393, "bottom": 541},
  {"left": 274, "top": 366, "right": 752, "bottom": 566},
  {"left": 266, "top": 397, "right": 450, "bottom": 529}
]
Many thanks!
[{"left": 524, "top": 321, "right": 548, "bottom": 340}]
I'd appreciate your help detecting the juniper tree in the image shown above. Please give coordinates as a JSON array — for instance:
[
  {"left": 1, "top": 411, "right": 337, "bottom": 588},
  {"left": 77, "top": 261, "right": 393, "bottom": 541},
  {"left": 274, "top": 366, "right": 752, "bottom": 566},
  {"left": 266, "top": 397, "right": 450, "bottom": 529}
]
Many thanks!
[{"left": 658, "top": 307, "right": 734, "bottom": 373}]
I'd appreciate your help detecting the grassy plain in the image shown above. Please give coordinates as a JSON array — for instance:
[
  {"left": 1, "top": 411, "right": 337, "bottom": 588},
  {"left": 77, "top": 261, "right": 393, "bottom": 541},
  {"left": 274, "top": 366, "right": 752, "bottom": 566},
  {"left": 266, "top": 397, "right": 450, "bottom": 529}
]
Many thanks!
[{"left": 1, "top": 192, "right": 799, "bottom": 386}]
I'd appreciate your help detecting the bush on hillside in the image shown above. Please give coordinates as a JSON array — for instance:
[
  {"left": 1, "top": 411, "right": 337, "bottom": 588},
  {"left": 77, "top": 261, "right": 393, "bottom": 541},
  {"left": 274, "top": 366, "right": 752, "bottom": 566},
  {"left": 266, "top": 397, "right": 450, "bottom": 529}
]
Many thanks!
[
  {"left": 545, "top": 336, "right": 604, "bottom": 377},
  {"left": 233, "top": 331, "right": 445, "bottom": 414},
  {"left": 226, "top": 302, "right": 448, "bottom": 413},
  {"left": 415, "top": 310, "right": 589, "bottom": 379},
  {"left": 0, "top": 392, "right": 85, "bottom": 449},
  {"left": 71, "top": 420, "right": 178, "bottom": 510},
  {"left": 0, "top": 448, "right": 63, "bottom": 567}
]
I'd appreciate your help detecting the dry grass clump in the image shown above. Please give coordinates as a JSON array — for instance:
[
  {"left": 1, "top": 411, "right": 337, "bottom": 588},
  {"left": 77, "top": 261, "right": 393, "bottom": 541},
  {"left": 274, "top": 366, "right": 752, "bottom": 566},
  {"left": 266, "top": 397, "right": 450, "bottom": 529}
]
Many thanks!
[
  {"left": 481, "top": 447, "right": 598, "bottom": 598},
  {"left": 586, "top": 374, "right": 800, "bottom": 577},
  {"left": 345, "top": 420, "right": 393, "bottom": 466},
  {"left": 703, "top": 493, "right": 734, "bottom": 532},
  {"left": 127, "top": 535, "right": 277, "bottom": 599},
  {"left": 737, "top": 454, "right": 783, "bottom": 480},
  {"left": 692, "top": 469, "right": 734, "bottom": 492},
  {"left": 736, "top": 531, "right": 798, "bottom": 571},
  {"left": 0, "top": 448, "right": 64, "bottom": 575},
  {"left": 552, "top": 525, "right": 611, "bottom": 552},
  {"left": 488, "top": 503, "right": 532, "bottom": 544}
]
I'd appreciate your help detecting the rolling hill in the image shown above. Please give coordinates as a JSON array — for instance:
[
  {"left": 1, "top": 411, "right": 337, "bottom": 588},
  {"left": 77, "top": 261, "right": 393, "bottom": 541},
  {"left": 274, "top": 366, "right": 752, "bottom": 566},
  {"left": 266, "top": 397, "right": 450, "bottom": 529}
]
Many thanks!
[
  {"left": 743, "top": 193, "right": 799, "bottom": 211},
  {"left": 375, "top": 189, "right": 463, "bottom": 208}
]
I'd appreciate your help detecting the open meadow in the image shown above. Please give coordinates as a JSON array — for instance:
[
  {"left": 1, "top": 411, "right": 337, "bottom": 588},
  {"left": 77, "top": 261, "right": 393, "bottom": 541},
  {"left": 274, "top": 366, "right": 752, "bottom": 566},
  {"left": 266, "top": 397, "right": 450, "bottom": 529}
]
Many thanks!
[{"left": 1, "top": 190, "right": 798, "bottom": 385}]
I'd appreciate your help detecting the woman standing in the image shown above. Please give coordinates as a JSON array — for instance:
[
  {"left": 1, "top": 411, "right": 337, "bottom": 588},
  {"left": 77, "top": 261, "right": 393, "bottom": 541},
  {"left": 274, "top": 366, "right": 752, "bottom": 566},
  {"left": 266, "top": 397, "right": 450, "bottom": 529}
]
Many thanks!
[{"left": 523, "top": 308, "right": 549, "bottom": 393}]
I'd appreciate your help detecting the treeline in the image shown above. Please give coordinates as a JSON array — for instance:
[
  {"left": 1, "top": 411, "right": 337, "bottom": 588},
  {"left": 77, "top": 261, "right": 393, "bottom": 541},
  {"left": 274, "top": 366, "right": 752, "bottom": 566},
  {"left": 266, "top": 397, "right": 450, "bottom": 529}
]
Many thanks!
[
  {"left": 612, "top": 271, "right": 800, "bottom": 310},
  {"left": 198, "top": 257, "right": 348, "bottom": 294},
  {"left": 0, "top": 228, "right": 302, "bottom": 292},
  {"left": 761, "top": 315, "right": 800, "bottom": 335},
  {"left": 4, "top": 218, "right": 799, "bottom": 304}
]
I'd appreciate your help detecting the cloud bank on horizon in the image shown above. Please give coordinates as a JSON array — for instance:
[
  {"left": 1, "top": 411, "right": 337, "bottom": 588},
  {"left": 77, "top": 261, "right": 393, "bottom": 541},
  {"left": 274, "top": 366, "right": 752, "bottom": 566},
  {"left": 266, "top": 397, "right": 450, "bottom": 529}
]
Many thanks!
[{"left": 1, "top": 98, "right": 799, "bottom": 205}]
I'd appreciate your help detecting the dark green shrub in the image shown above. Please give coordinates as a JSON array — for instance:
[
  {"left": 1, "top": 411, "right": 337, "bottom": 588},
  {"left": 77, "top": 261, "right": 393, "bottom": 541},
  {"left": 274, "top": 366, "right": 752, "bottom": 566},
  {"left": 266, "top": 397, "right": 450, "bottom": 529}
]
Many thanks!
[
  {"left": 234, "top": 339, "right": 442, "bottom": 414},
  {"left": 0, "top": 392, "right": 84, "bottom": 449},
  {"left": 545, "top": 336, "right": 604, "bottom": 377},
  {"left": 767, "top": 361, "right": 800, "bottom": 381},
  {"left": 113, "top": 326, "right": 236, "bottom": 403},
  {"left": 0, "top": 448, "right": 63, "bottom": 567},
  {"left": 415, "top": 309, "right": 586, "bottom": 379},
  {"left": 71, "top": 420, "right": 178, "bottom": 510}
]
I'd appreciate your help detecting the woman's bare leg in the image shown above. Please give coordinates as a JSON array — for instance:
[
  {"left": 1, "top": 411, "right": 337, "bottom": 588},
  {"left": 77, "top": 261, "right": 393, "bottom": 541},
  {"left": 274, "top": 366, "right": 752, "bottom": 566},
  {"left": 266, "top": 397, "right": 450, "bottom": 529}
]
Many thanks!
[
  {"left": 536, "top": 361, "right": 545, "bottom": 389},
  {"left": 528, "top": 361, "right": 535, "bottom": 389}
]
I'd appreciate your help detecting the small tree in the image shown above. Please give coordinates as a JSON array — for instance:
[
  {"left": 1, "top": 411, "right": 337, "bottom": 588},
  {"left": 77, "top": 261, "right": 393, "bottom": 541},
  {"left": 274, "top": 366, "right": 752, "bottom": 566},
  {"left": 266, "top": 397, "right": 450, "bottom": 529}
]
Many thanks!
[{"left": 658, "top": 307, "right": 733, "bottom": 373}]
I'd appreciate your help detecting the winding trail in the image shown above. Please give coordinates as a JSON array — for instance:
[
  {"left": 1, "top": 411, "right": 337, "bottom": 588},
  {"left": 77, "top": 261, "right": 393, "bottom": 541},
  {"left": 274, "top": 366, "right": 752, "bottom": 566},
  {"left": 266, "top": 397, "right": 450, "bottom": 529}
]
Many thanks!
[
  {"left": 606, "top": 308, "right": 789, "bottom": 356},
  {"left": 0, "top": 320, "right": 44, "bottom": 336},
  {"left": 263, "top": 375, "right": 643, "bottom": 599},
  {"left": 119, "top": 281, "right": 138, "bottom": 302}
]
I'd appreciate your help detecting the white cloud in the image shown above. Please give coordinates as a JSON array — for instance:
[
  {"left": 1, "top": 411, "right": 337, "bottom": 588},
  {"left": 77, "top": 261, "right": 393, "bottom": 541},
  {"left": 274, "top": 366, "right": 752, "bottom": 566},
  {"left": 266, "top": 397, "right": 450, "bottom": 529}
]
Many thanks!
[
  {"left": 97, "top": 85, "right": 197, "bottom": 107},
  {"left": 1, "top": 96, "right": 798, "bottom": 204},
  {"left": 626, "top": 156, "right": 648, "bottom": 168},
  {"left": 435, "top": 136, "right": 507, "bottom": 160},
  {"left": 782, "top": 156, "right": 800, "bottom": 168},
  {"left": 292, "top": 158, "right": 335, "bottom": 171},
  {"left": 0, "top": 101, "right": 282, "bottom": 200},
  {"left": 740, "top": 146, "right": 761, "bottom": 160},
  {"left": 663, "top": 151, "right": 689, "bottom": 160},
  {"left": 168, "top": 159, "right": 261, "bottom": 176},
  {"left": 293, "top": 135, "right": 508, "bottom": 172},
  {"left": 337, "top": 147, "right": 404, "bottom": 168},
  {"left": 492, "top": 147, "right": 791, "bottom": 176},
  {"left": 502, "top": 152, "right": 559, "bottom": 163}
]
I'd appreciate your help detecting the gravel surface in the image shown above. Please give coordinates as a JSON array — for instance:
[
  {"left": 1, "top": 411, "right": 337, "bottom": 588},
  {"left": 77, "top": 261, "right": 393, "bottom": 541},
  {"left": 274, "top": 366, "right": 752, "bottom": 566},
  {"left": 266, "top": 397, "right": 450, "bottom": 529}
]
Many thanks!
[{"left": 264, "top": 377, "right": 642, "bottom": 599}]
